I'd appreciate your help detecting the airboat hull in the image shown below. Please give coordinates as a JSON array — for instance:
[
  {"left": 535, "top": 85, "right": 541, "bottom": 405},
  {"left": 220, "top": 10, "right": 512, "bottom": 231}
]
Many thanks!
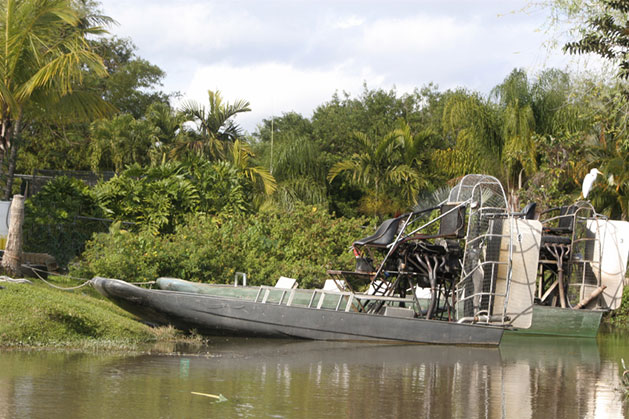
[
  {"left": 92, "top": 277, "right": 504, "bottom": 346},
  {"left": 507, "top": 305, "right": 603, "bottom": 338}
]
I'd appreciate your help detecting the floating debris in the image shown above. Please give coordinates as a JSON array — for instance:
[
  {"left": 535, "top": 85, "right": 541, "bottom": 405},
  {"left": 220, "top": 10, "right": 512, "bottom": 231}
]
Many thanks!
[{"left": 191, "top": 391, "right": 228, "bottom": 403}]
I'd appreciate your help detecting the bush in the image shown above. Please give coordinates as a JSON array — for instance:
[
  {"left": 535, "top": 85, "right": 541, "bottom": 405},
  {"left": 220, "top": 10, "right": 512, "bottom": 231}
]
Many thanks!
[
  {"left": 607, "top": 285, "right": 629, "bottom": 329},
  {"left": 94, "top": 161, "right": 254, "bottom": 235},
  {"left": 94, "top": 163, "right": 201, "bottom": 235},
  {"left": 73, "top": 204, "right": 374, "bottom": 288},
  {"left": 23, "top": 176, "right": 106, "bottom": 266}
]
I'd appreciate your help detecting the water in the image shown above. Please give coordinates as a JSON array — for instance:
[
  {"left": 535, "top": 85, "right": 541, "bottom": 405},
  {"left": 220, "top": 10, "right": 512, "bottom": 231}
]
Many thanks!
[{"left": 0, "top": 331, "right": 627, "bottom": 419}]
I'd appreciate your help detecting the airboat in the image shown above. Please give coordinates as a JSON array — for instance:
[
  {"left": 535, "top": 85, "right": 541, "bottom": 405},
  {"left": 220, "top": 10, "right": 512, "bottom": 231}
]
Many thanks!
[{"left": 93, "top": 174, "right": 629, "bottom": 343}]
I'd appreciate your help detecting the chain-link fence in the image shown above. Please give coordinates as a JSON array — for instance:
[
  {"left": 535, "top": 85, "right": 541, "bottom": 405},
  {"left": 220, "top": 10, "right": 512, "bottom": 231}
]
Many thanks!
[{"left": 15, "top": 170, "right": 115, "bottom": 197}]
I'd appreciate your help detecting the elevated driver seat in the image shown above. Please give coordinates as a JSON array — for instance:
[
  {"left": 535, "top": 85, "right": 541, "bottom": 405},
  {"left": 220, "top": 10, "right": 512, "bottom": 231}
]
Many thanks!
[{"left": 354, "top": 215, "right": 405, "bottom": 248}]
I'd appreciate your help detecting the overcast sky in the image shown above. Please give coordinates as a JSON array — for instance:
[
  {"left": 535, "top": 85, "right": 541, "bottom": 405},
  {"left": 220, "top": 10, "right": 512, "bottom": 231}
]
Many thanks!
[{"left": 97, "top": 0, "right": 587, "bottom": 133}]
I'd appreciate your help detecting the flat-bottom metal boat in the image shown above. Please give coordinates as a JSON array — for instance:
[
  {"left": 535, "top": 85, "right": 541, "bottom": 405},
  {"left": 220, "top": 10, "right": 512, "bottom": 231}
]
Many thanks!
[
  {"left": 91, "top": 174, "right": 629, "bottom": 343},
  {"left": 92, "top": 276, "right": 505, "bottom": 345}
]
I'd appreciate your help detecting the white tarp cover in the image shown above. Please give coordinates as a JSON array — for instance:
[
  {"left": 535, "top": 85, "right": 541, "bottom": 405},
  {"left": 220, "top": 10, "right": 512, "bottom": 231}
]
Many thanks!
[
  {"left": 493, "top": 219, "right": 541, "bottom": 329},
  {"left": 589, "top": 220, "right": 629, "bottom": 310}
]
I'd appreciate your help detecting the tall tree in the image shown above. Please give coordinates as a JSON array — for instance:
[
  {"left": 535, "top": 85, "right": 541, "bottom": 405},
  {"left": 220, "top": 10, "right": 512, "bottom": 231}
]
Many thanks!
[
  {"left": 254, "top": 113, "right": 328, "bottom": 210},
  {"left": 435, "top": 90, "right": 501, "bottom": 178},
  {"left": 176, "top": 90, "right": 250, "bottom": 160},
  {"left": 492, "top": 69, "right": 537, "bottom": 196},
  {"left": 89, "top": 36, "right": 169, "bottom": 118},
  {"left": 0, "top": 0, "right": 111, "bottom": 197},
  {"left": 16, "top": 37, "right": 171, "bottom": 174},
  {"left": 562, "top": 0, "right": 629, "bottom": 79},
  {"left": 327, "top": 123, "right": 425, "bottom": 217},
  {"left": 267, "top": 133, "right": 329, "bottom": 210}
]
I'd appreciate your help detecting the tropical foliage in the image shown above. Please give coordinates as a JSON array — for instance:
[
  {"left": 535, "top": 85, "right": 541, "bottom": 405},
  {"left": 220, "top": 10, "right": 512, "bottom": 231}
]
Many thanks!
[
  {"left": 8, "top": 0, "right": 629, "bottom": 327},
  {"left": 73, "top": 204, "right": 372, "bottom": 288},
  {"left": 328, "top": 121, "right": 430, "bottom": 215},
  {"left": 176, "top": 90, "right": 251, "bottom": 160},
  {"left": 0, "top": 0, "right": 113, "bottom": 198}
]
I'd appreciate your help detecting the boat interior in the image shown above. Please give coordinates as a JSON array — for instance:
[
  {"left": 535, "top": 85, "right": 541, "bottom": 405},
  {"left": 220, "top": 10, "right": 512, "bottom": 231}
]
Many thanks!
[
  {"left": 326, "top": 174, "right": 629, "bottom": 328},
  {"left": 155, "top": 174, "right": 629, "bottom": 330}
]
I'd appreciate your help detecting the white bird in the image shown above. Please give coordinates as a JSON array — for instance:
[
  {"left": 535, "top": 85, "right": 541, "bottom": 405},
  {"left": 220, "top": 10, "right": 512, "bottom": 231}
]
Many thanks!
[{"left": 582, "top": 168, "right": 603, "bottom": 199}]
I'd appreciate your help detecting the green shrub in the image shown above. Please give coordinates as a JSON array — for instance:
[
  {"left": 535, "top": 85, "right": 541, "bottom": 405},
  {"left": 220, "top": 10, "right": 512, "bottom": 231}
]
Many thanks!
[
  {"left": 607, "top": 285, "right": 629, "bottom": 329},
  {"left": 94, "top": 161, "right": 254, "bottom": 235},
  {"left": 73, "top": 205, "right": 374, "bottom": 288},
  {"left": 94, "top": 163, "right": 201, "bottom": 235},
  {"left": 23, "top": 176, "right": 106, "bottom": 266}
]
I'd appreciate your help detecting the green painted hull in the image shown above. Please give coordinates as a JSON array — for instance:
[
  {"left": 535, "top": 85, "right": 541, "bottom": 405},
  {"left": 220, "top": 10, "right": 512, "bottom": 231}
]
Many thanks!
[{"left": 507, "top": 305, "right": 603, "bottom": 338}]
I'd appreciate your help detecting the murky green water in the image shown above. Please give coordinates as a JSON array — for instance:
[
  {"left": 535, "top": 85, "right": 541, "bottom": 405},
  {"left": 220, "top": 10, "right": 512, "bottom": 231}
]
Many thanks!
[{"left": 0, "top": 331, "right": 627, "bottom": 419}]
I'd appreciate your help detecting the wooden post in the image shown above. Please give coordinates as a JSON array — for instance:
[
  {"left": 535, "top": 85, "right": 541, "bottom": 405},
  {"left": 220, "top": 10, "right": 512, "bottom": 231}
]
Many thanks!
[{"left": 1, "top": 194, "right": 24, "bottom": 277}]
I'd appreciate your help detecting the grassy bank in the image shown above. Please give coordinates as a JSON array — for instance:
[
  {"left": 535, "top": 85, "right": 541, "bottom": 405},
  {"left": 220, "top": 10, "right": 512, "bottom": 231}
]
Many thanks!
[{"left": 0, "top": 279, "right": 177, "bottom": 349}]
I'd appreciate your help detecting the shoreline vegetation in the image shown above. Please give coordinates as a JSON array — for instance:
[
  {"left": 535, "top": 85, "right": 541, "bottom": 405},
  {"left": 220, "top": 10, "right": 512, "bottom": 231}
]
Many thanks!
[
  {"left": 1, "top": 0, "right": 629, "bottom": 352},
  {"left": 0, "top": 278, "right": 208, "bottom": 352},
  {"left": 1, "top": 275, "right": 627, "bottom": 351}
]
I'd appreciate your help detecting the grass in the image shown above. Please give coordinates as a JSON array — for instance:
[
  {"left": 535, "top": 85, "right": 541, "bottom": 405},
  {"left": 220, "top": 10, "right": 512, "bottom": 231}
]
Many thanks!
[{"left": 0, "top": 278, "right": 203, "bottom": 350}]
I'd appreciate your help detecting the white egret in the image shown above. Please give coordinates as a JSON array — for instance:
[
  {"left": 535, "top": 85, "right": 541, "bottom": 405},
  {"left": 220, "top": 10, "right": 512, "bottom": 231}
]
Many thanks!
[{"left": 582, "top": 168, "right": 603, "bottom": 199}]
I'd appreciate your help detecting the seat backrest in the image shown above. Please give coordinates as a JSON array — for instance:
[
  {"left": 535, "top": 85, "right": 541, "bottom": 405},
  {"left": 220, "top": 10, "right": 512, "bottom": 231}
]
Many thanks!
[
  {"left": 354, "top": 217, "right": 402, "bottom": 247},
  {"left": 558, "top": 205, "right": 577, "bottom": 230},
  {"left": 438, "top": 204, "right": 466, "bottom": 238},
  {"left": 323, "top": 279, "right": 347, "bottom": 291},
  {"left": 275, "top": 276, "right": 298, "bottom": 289},
  {"left": 522, "top": 202, "right": 537, "bottom": 220}
]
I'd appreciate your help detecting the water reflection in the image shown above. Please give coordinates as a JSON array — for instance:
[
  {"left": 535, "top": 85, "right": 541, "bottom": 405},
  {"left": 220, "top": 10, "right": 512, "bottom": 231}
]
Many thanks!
[{"left": 0, "top": 334, "right": 627, "bottom": 419}]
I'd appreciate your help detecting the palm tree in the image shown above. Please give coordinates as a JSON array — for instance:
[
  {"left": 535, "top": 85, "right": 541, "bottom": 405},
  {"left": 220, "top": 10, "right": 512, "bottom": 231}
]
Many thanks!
[
  {"left": 587, "top": 111, "right": 629, "bottom": 220},
  {"left": 327, "top": 125, "right": 422, "bottom": 217},
  {"left": 531, "top": 69, "right": 571, "bottom": 137},
  {"left": 435, "top": 90, "right": 501, "bottom": 177},
  {"left": 0, "top": 0, "right": 111, "bottom": 197},
  {"left": 145, "top": 102, "right": 186, "bottom": 147},
  {"left": 229, "top": 139, "right": 276, "bottom": 197},
  {"left": 176, "top": 90, "right": 251, "bottom": 160},
  {"left": 492, "top": 69, "right": 537, "bottom": 200},
  {"left": 388, "top": 120, "right": 434, "bottom": 205},
  {"left": 266, "top": 133, "right": 328, "bottom": 210}
]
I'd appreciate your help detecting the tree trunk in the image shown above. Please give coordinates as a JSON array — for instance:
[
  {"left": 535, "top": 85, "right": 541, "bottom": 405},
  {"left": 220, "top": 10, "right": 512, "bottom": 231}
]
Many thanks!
[
  {"left": 3, "top": 114, "right": 21, "bottom": 200},
  {"left": 1, "top": 194, "right": 24, "bottom": 277},
  {"left": 4, "top": 145, "right": 18, "bottom": 200},
  {"left": 0, "top": 149, "right": 5, "bottom": 182}
]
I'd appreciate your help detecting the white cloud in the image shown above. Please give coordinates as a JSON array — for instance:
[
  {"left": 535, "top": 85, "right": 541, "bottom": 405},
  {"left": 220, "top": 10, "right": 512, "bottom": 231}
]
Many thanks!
[
  {"left": 360, "top": 15, "right": 477, "bottom": 55},
  {"left": 182, "top": 61, "right": 385, "bottom": 133},
  {"left": 332, "top": 16, "right": 365, "bottom": 30},
  {"left": 108, "top": 1, "right": 266, "bottom": 54},
  {"left": 98, "top": 0, "right": 597, "bottom": 132}
]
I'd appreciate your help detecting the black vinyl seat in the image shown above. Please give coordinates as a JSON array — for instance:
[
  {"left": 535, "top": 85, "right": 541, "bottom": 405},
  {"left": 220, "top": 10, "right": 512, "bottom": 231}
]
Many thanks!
[
  {"left": 542, "top": 205, "right": 577, "bottom": 235},
  {"left": 523, "top": 202, "right": 537, "bottom": 220},
  {"left": 438, "top": 204, "right": 466, "bottom": 238},
  {"left": 354, "top": 216, "right": 404, "bottom": 248}
]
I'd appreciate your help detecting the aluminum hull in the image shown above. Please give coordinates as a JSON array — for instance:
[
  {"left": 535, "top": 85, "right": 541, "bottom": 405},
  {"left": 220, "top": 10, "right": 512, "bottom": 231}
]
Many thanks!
[{"left": 92, "top": 277, "right": 504, "bottom": 346}]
